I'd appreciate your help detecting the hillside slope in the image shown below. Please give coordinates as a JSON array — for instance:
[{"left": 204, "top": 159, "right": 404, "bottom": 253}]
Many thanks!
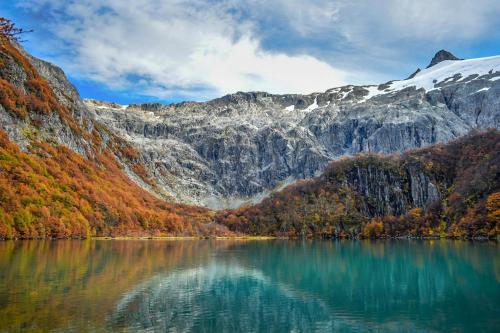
[
  {"left": 216, "top": 130, "right": 500, "bottom": 239},
  {"left": 0, "top": 29, "right": 228, "bottom": 238},
  {"left": 89, "top": 51, "right": 500, "bottom": 208}
]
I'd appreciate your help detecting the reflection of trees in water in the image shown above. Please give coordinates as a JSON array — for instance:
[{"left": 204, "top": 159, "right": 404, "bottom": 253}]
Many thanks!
[{"left": 0, "top": 240, "right": 236, "bottom": 332}]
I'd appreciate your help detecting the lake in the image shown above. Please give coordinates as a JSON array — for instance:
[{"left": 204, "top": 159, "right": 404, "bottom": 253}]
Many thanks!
[{"left": 0, "top": 240, "right": 498, "bottom": 332}]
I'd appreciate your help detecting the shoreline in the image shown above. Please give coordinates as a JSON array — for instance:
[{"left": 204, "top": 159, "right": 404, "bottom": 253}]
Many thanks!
[
  {"left": 0, "top": 236, "right": 497, "bottom": 241},
  {"left": 91, "top": 236, "right": 282, "bottom": 240}
]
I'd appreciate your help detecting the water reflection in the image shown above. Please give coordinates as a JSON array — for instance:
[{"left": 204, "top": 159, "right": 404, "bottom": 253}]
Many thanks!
[
  {"left": 0, "top": 240, "right": 498, "bottom": 332},
  {"left": 108, "top": 265, "right": 336, "bottom": 332}
]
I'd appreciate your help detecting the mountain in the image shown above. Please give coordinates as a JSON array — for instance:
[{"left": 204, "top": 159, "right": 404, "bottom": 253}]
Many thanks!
[
  {"left": 216, "top": 130, "right": 500, "bottom": 239},
  {"left": 0, "top": 28, "right": 499, "bottom": 239},
  {"left": 88, "top": 52, "right": 500, "bottom": 208},
  {"left": 0, "top": 35, "right": 228, "bottom": 238}
]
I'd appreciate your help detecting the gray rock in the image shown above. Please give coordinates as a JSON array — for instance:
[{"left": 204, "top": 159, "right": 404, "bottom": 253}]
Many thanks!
[
  {"left": 427, "top": 50, "right": 461, "bottom": 68},
  {"left": 338, "top": 161, "right": 442, "bottom": 217},
  {"left": 0, "top": 42, "right": 95, "bottom": 156},
  {"left": 87, "top": 55, "right": 500, "bottom": 208},
  {"left": 406, "top": 68, "right": 421, "bottom": 80}
]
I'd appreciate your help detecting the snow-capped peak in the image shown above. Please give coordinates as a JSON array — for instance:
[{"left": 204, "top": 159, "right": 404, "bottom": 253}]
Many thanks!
[
  {"left": 393, "top": 55, "right": 500, "bottom": 91},
  {"left": 362, "top": 55, "right": 500, "bottom": 101}
]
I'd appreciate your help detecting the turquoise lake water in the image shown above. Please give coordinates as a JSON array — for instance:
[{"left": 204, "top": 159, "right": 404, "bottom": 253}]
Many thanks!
[{"left": 0, "top": 240, "right": 498, "bottom": 332}]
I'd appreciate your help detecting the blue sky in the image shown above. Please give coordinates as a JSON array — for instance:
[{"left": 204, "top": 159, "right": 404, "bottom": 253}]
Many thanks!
[{"left": 2, "top": 0, "right": 500, "bottom": 104}]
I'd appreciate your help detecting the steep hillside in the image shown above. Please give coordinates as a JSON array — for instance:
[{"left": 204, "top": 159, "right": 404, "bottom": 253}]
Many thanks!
[
  {"left": 216, "top": 130, "right": 500, "bottom": 239},
  {"left": 89, "top": 51, "right": 500, "bottom": 208},
  {"left": 0, "top": 27, "right": 228, "bottom": 239}
]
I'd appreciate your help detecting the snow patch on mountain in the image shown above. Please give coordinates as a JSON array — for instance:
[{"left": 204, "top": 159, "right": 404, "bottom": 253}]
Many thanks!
[
  {"left": 391, "top": 56, "right": 500, "bottom": 91},
  {"left": 303, "top": 97, "right": 318, "bottom": 112},
  {"left": 474, "top": 87, "right": 490, "bottom": 93}
]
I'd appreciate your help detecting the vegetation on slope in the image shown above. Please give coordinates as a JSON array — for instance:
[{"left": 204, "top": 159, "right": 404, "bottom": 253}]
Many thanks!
[
  {"left": 0, "top": 129, "right": 226, "bottom": 238},
  {"left": 0, "top": 19, "right": 230, "bottom": 239},
  {"left": 216, "top": 130, "right": 500, "bottom": 239}
]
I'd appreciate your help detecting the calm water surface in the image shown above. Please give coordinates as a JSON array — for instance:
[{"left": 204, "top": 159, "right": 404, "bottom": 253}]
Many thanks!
[{"left": 0, "top": 240, "right": 498, "bottom": 332}]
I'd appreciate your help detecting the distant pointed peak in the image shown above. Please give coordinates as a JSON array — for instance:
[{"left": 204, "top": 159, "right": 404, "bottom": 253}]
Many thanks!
[{"left": 427, "top": 50, "right": 461, "bottom": 68}]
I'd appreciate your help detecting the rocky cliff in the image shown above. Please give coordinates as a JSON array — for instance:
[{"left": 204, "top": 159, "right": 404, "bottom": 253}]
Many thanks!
[
  {"left": 87, "top": 51, "right": 500, "bottom": 208},
  {"left": 0, "top": 40, "right": 95, "bottom": 155}
]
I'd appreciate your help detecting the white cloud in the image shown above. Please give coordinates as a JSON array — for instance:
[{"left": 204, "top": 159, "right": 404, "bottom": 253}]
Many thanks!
[
  {"left": 14, "top": 0, "right": 500, "bottom": 100},
  {"left": 16, "top": 0, "right": 348, "bottom": 100},
  {"left": 240, "top": 0, "right": 500, "bottom": 84},
  {"left": 184, "top": 36, "right": 346, "bottom": 95},
  {"left": 253, "top": 0, "right": 500, "bottom": 42}
]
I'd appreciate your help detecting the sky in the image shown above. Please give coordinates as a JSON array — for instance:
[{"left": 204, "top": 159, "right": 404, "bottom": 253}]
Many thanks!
[{"left": 2, "top": 0, "right": 500, "bottom": 104}]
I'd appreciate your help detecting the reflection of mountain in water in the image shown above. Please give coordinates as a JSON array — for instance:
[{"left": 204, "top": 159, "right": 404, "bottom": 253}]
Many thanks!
[
  {"left": 106, "top": 241, "right": 500, "bottom": 333},
  {"left": 107, "top": 264, "right": 367, "bottom": 332}
]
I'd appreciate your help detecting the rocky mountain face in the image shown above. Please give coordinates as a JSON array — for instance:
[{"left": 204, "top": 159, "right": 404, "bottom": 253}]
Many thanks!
[
  {"left": 87, "top": 51, "right": 500, "bottom": 208},
  {"left": 427, "top": 50, "right": 461, "bottom": 68},
  {"left": 0, "top": 41, "right": 95, "bottom": 155}
]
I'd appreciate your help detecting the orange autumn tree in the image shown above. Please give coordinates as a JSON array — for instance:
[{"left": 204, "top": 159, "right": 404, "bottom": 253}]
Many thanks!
[{"left": 486, "top": 192, "right": 500, "bottom": 233}]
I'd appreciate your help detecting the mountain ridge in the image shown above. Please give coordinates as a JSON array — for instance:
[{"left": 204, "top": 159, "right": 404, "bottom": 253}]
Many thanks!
[{"left": 87, "top": 52, "right": 500, "bottom": 208}]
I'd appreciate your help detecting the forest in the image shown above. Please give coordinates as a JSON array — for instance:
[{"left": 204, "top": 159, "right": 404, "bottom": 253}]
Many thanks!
[{"left": 216, "top": 130, "right": 500, "bottom": 239}]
